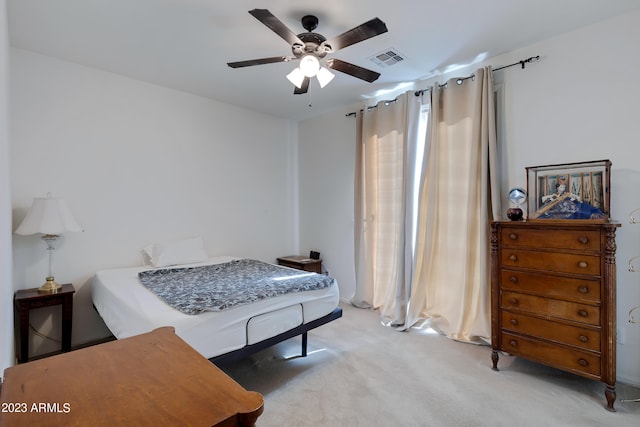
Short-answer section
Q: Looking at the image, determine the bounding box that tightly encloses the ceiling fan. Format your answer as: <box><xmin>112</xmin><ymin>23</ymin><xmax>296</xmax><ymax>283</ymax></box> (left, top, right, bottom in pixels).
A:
<box><xmin>227</xmin><ymin>9</ymin><xmax>388</xmax><ymax>94</ymax></box>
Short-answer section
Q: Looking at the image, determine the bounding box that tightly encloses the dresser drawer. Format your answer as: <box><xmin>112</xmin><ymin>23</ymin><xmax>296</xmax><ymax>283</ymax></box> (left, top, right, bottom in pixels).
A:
<box><xmin>501</xmin><ymin>228</ymin><xmax>600</xmax><ymax>251</ymax></box>
<box><xmin>500</xmin><ymin>270</ymin><xmax>600</xmax><ymax>303</ymax></box>
<box><xmin>501</xmin><ymin>249</ymin><xmax>600</xmax><ymax>276</ymax></box>
<box><xmin>501</xmin><ymin>291</ymin><xmax>600</xmax><ymax>326</ymax></box>
<box><xmin>500</xmin><ymin>311</ymin><xmax>600</xmax><ymax>352</ymax></box>
<box><xmin>501</xmin><ymin>332</ymin><xmax>601</xmax><ymax>378</ymax></box>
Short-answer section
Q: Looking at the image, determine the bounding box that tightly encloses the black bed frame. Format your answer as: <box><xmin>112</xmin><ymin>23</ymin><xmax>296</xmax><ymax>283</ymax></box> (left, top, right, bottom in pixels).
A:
<box><xmin>209</xmin><ymin>307</ymin><xmax>342</xmax><ymax>365</ymax></box>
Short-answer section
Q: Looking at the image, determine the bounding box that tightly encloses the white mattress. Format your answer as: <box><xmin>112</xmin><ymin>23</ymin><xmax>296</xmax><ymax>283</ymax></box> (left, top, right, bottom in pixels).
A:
<box><xmin>91</xmin><ymin>256</ymin><xmax>340</xmax><ymax>359</ymax></box>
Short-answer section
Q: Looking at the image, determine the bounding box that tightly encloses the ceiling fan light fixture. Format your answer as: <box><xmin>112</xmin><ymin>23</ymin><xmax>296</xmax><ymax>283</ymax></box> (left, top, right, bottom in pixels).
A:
<box><xmin>286</xmin><ymin>67</ymin><xmax>305</xmax><ymax>88</ymax></box>
<box><xmin>231</xmin><ymin>10</ymin><xmax>388</xmax><ymax>95</ymax></box>
<box><xmin>316</xmin><ymin>67</ymin><xmax>335</xmax><ymax>88</ymax></box>
<box><xmin>299</xmin><ymin>55</ymin><xmax>320</xmax><ymax>77</ymax></box>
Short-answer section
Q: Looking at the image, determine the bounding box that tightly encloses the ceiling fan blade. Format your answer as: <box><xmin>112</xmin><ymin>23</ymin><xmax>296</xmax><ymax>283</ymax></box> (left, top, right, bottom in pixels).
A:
<box><xmin>294</xmin><ymin>77</ymin><xmax>310</xmax><ymax>95</ymax></box>
<box><xmin>227</xmin><ymin>56</ymin><xmax>289</xmax><ymax>68</ymax></box>
<box><xmin>326</xmin><ymin>59</ymin><xmax>381</xmax><ymax>83</ymax></box>
<box><xmin>326</xmin><ymin>18</ymin><xmax>388</xmax><ymax>51</ymax></box>
<box><xmin>249</xmin><ymin>9</ymin><xmax>304</xmax><ymax>46</ymax></box>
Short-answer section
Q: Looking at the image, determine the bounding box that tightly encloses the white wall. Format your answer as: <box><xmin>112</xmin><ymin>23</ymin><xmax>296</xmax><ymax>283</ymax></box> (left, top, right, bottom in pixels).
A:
<box><xmin>10</xmin><ymin>49</ymin><xmax>298</xmax><ymax>356</ymax></box>
<box><xmin>298</xmin><ymin>106</ymin><xmax>357</xmax><ymax>298</ymax></box>
<box><xmin>298</xmin><ymin>10</ymin><xmax>640</xmax><ymax>385</ymax></box>
<box><xmin>0</xmin><ymin>0</ymin><xmax>13</xmax><ymax>373</ymax></box>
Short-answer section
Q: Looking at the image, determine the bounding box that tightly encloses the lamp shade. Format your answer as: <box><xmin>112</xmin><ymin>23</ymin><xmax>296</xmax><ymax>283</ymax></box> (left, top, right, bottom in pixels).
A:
<box><xmin>286</xmin><ymin>67</ymin><xmax>305</xmax><ymax>89</ymax></box>
<box><xmin>15</xmin><ymin>197</ymin><xmax>82</xmax><ymax>236</ymax></box>
<box><xmin>316</xmin><ymin>67</ymin><xmax>335</xmax><ymax>88</ymax></box>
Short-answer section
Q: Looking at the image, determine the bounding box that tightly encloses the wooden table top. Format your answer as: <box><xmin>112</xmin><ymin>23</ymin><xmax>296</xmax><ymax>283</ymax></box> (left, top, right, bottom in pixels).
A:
<box><xmin>0</xmin><ymin>327</ymin><xmax>263</xmax><ymax>427</ymax></box>
<box><xmin>14</xmin><ymin>283</ymin><xmax>75</xmax><ymax>302</ymax></box>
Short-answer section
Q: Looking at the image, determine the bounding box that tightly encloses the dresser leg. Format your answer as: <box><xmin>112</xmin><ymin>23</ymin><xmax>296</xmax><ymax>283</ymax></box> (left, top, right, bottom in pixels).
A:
<box><xmin>605</xmin><ymin>385</ymin><xmax>616</xmax><ymax>412</ymax></box>
<box><xmin>491</xmin><ymin>350</ymin><xmax>499</xmax><ymax>371</ymax></box>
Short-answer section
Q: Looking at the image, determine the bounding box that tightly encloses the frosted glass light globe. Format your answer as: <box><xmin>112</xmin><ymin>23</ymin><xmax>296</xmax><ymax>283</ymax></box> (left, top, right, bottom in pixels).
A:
<box><xmin>299</xmin><ymin>55</ymin><xmax>320</xmax><ymax>77</ymax></box>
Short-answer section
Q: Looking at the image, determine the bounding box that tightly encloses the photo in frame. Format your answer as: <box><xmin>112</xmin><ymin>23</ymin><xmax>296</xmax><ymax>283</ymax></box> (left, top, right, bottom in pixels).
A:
<box><xmin>526</xmin><ymin>160</ymin><xmax>611</xmax><ymax>220</ymax></box>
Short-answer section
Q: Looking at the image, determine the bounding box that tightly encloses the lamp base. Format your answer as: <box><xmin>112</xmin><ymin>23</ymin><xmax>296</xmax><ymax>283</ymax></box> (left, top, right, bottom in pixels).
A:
<box><xmin>38</xmin><ymin>276</ymin><xmax>62</xmax><ymax>294</ymax></box>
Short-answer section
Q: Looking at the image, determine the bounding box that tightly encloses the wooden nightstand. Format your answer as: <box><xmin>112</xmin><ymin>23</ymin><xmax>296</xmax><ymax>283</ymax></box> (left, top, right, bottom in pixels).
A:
<box><xmin>14</xmin><ymin>283</ymin><xmax>75</xmax><ymax>363</ymax></box>
<box><xmin>277</xmin><ymin>255</ymin><xmax>322</xmax><ymax>274</ymax></box>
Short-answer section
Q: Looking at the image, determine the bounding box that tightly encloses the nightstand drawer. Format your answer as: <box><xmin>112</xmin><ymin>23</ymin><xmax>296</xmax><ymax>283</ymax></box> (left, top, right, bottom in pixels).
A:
<box><xmin>501</xmin><ymin>332</ymin><xmax>601</xmax><ymax>378</ymax></box>
<box><xmin>500</xmin><ymin>270</ymin><xmax>600</xmax><ymax>302</ymax></box>
<box><xmin>501</xmin><ymin>249</ymin><xmax>600</xmax><ymax>275</ymax></box>
<box><xmin>501</xmin><ymin>228</ymin><xmax>600</xmax><ymax>251</ymax></box>
<box><xmin>500</xmin><ymin>311</ymin><xmax>600</xmax><ymax>351</ymax></box>
<box><xmin>501</xmin><ymin>291</ymin><xmax>600</xmax><ymax>325</ymax></box>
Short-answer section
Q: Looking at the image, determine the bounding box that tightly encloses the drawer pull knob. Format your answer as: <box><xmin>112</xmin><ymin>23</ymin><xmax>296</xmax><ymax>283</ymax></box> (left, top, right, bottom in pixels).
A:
<box><xmin>578</xmin><ymin>359</ymin><xmax>588</xmax><ymax>367</ymax></box>
<box><xmin>509</xmin><ymin>254</ymin><xmax>518</xmax><ymax>262</ymax></box>
<box><xmin>578</xmin><ymin>309</ymin><xmax>589</xmax><ymax>317</ymax></box>
<box><xmin>510</xmin><ymin>319</ymin><xmax>518</xmax><ymax>326</ymax></box>
<box><xmin>578</xmin><ymin>286</ymin><xmax>589</xmax><ymax>294</ymax></box>
<box><xmin>509</xmin><ymin>340</ymin><xmax>518</xmax><ymax>347</ymax></box>
<box><xmin>579</xmin><ymin>335</ymin><xmax>588</xmax><ymax>342</ymax></box>
<box><xmin>578</xmin><ymin>236</ymin><xmax>589</xmax><ymax>244</ymax></box>
<box><xmin>509</xmin><ymin>276</ymin><xmax>518</xmax><ymax>283</ymax></box>
<box><xmin>509</xmin><ymin>298</ymin><xmax>519</xmax><ymax>305</ymax></box>
<box><xmin>578</xmin><ymin>261</ymin><xmax>588</xmax><ymax>269</ymax></box>
<box><xmin>509</xmin><ymin>233</ymin><xmax>518</xmax><ymax>240</ymax></box>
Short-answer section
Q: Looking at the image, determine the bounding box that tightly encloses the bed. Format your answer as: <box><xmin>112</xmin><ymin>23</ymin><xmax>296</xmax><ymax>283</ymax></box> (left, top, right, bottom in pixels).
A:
<box><xmin>91</xmin><ymin>255</ymin><xmax>342</xmax><ymax>363</ymax></box>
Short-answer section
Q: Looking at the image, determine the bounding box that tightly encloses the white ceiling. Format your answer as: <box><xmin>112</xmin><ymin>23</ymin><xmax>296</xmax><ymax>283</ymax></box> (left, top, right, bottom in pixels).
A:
<box><xmin>7</xmin><ymin>0</ymin><xmax>640</xmax><ymax>121</ymax></box>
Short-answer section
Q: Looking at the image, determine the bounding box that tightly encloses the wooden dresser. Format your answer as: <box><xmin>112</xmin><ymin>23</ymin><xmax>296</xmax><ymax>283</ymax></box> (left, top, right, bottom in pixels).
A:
<box><xmin>490</xmin><ymin>220</ymin><xmax>620</xmax><ymax>411</ymax></box>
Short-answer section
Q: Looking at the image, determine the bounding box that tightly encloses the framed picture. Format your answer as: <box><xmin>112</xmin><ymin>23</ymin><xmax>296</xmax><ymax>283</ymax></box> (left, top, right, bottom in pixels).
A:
<box><xmin>526</xmin><ymin>160</ymin><xmax>611</xmax><ymax>220</ymax></box>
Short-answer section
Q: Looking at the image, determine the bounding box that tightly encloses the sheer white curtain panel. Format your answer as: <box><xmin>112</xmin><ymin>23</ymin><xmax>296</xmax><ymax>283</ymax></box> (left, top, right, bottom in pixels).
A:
<box><xmin>351</xmin><ymin>93</ymin><xmax>423</xmax><ymax>327</ymax></box>
<box><xmin>407</xmin><ymin>67</ymin><xmax>501</xmax><ymax>342</ymax></box>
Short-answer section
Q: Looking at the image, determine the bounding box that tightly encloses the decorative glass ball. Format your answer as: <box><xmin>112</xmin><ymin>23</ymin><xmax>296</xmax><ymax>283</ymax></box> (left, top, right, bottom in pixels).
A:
<box><xmin>507</xmin><ymin>207</ymin><xmax>523</xmax><ymax>221</ymax></box>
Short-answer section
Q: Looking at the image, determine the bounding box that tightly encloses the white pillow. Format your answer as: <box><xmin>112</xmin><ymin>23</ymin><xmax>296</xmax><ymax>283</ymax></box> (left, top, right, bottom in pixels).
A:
<box><xmin>143</xmin><ymin>236</ymin><xmax>208</xmax><ymax>267</ymax></box>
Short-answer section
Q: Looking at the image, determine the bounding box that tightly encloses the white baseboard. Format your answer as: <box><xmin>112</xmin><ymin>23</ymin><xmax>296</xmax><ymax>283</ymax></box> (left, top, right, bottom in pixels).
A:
<box><xmin>618</xmin><ymin>374</ymin><xmax>640</xmax><ymax>388</ymax></box>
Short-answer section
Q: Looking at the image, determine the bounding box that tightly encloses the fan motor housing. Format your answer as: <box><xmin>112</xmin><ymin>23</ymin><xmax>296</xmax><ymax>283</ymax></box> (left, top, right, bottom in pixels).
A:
<box><xmin>293</xmin><ymin>32</ymin><xmax>330</xmax><ymax>58</ymax></box>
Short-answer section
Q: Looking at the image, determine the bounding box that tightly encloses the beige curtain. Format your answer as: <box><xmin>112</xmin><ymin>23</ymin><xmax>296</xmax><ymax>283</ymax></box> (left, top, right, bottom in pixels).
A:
<box><xmin>352</xmin><ymin>93</ymin><xmax>421</xmax><ymax>326</ymax></box>
<box><xmin>407</xmin><ymin>67</ymin><xmax>500</xmax><ymax>342</ymax></box>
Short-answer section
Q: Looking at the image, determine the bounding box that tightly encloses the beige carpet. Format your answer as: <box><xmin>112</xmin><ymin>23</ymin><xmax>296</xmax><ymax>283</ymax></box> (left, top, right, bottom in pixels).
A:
<box><xmin>219</xmin><ymin>303</ymin><xmax>640</xmax><ymax>426</ymax></box>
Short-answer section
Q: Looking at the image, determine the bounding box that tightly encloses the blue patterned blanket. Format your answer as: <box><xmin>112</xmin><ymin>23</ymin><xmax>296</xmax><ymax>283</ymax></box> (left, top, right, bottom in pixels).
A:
<box><xmin>138</xmin><ymin>259</ymin><xmax>333</xmax><ymax>315</ymax></box>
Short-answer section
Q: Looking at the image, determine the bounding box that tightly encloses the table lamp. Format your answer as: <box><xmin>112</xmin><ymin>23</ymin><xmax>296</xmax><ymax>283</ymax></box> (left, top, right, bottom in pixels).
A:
<box><xmin>15</xmin><ymin>196</ymin><xmax>82</xmax><ymax>293</ymax></box>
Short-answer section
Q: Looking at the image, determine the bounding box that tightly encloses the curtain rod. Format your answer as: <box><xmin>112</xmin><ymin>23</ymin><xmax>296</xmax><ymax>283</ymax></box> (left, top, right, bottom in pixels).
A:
<box><xmin>492</xmin><ymin>55</ymin><xmax>540</xmax><ymax>72</ymax></box>
<box><xmin>346</xmin><ymin>55</ymin><xmax>540</xmax><ymax>116</ymax></box>
<box><xmin>345</xmin><ymin>98</ymin><xmax>399</xmax><ymax>117</ymax></box>
<box><xmin>413</xmin><ymin>55</ymin><xmax>539</xmax><ymax>96</ymax></box>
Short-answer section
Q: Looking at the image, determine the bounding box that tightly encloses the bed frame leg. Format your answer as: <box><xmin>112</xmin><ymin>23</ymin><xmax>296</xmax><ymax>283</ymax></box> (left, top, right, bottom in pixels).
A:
<box><xmin>301</xmin><ymin>332</ymin><xmax>308</xmax><ymax>357</ymax></box>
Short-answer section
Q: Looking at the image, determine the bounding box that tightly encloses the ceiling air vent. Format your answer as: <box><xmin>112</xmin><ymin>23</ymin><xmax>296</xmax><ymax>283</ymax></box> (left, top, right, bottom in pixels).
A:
<box><xmin>369</xmin><ymin>49</ymin><xmax>406</xmax><ymax>67</ymax></box>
